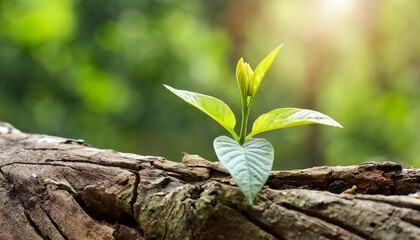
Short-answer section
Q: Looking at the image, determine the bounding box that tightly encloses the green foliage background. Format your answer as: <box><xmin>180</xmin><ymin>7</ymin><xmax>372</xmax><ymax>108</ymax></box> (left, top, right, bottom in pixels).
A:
<box><xmin>1</xmin><ymin>0</ymin><xmax>419</xmax><ymax>169</ymax></box>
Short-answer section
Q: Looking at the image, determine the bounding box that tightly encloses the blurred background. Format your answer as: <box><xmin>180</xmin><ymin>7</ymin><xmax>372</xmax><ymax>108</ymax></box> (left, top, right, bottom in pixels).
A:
<box><xmin>1</xmin><ymin>0</ymin><xmax>419</xmax><ymax>169</ymax></box>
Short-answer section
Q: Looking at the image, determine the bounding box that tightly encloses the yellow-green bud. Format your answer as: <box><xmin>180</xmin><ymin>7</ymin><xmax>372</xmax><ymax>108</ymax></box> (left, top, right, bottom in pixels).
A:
<box><xmin>236</xmin><ymin>58</ymin><xmax>255</xmax><ymax>99</ymax></box>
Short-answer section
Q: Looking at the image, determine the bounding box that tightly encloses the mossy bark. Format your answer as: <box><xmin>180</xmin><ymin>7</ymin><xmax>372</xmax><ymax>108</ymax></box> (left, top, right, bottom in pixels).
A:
<box><xmin>0</xmin><ymin>122</ymin><xmax>419</xmax><ymax>240</ymax></box>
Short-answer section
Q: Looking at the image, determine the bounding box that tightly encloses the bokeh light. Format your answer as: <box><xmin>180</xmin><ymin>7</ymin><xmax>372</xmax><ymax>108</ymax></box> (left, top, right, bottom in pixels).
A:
<box><xmin>1</xmin><ymin>0</ymin><xmax>419</xmax><ymax>169</ymax></box>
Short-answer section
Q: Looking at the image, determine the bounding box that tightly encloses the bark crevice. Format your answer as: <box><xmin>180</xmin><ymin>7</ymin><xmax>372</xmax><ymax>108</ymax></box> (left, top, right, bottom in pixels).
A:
<box><xmin>278</xmin><ymin>201</ymin><xmax>369</xmax><ymax>239</ymax></box>
<box><xmin>40</xmin><ymin>205</ymin><xmax>69</xmax><ymax>240</ymax></box>
<box><xmin>23</xmin><ymin>210</ymin><xmax>47</xmax><ymax>240</ymax></box>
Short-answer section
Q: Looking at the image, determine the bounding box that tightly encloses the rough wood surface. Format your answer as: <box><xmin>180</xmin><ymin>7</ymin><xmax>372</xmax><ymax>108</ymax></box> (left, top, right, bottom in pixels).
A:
<box><xmin>0</xmin><ymin>122</ymin><xmax>419</xmax><ymax>240</ymax></box>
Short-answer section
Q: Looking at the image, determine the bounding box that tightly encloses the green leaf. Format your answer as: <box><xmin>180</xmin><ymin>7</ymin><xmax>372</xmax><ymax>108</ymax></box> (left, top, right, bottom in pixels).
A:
<box><xmin>213</xmin><ymin>136</ymin><xmax>274</xmax><ymax>204</ymax></box>
<box><xmin>251</xmin><ymin>45</ymin><xmax>283</xmax><ymax>95</ymax></box>
<box><xmin>248</xmin><ymin>108</ymin><xmax>343</xmax><ymax>138</ymax></box>
<box><xmin>164</xmin><ymin>85</ymin><xmax>238</xmax><ymax>140</ymax></box>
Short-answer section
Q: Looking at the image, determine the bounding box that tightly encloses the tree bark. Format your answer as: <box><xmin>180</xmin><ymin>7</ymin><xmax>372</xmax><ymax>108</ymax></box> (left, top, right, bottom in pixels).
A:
<box><xmin>0</xmin><ymin>122</ymin><xmax>419</xmax><ymax>240</ymax></box>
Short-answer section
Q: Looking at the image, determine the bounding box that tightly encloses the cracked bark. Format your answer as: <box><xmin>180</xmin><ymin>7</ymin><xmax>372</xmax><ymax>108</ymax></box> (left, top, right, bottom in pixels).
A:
<box><xmin>0</xmin><ymin>122</ymin><xmax>419</xmax><ymax>240</ymax></box>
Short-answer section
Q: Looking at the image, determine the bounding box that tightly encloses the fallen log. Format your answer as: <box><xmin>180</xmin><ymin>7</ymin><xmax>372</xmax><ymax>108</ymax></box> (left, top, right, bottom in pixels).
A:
<box><xmin>0</xmin><ymin>122</ymin><xmax>419</xmax><ymax>239</ymax></box>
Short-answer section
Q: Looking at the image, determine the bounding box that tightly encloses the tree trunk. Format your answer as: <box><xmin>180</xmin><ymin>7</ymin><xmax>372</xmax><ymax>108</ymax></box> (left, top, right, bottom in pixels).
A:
<box><xmin>0</xmin><ymin>122</ymin><xmax>419</xmax><ymax>240</ymax></box>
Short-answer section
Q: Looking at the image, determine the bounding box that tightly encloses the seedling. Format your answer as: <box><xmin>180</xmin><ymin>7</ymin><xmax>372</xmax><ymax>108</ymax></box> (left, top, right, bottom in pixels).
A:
<box><xmin>164</xmin><ymin>45</ymin><xmax>342</xmax><ymax>204</ymax></box>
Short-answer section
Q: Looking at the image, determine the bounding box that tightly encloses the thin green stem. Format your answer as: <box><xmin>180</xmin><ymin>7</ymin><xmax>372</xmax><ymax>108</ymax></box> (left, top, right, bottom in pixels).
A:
<box><xmin>229</xmin><ymin>129</ymin><xmax>240</xmax><ymax>142</ymax></box>
<box><xmin>239</xmin><ymin>97</ymin><xmax>252</xmax><ymax>145</ymax></box>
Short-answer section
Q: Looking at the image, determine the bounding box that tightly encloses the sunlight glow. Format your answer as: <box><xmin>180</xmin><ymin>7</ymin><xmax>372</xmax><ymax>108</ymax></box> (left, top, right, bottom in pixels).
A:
<box><xmin>309</xmin><ymin>0</ymin><xmax>355</xmax><ymax>36</ymax></box>
<box><xmin>322</xmin><ymin>0</ymin><xmax>353</xmax><ymax>12</ymax></box>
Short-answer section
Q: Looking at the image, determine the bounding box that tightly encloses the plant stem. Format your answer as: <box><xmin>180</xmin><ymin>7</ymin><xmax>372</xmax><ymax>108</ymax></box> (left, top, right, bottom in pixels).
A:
<box><xmin>239</xmin><ymin>97</ymin><xmax>251</xmax><ymax>145</ymax></box>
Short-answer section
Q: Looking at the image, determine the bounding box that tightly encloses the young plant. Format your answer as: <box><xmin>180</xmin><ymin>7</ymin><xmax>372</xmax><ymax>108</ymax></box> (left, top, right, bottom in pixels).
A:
<box><xmin>164</xmin><ymin>45</ymin><xmax>342</xmax><ymax>204</ymax></box>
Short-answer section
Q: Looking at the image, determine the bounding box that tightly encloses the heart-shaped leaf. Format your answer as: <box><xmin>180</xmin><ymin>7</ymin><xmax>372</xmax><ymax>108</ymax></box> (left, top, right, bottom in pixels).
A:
<box><xmin>248</xmin><ymin>108</ymin><xmax>343</xmax><ymax>139</ymax></box>
<box><xmin>213</xmin><ymin>136</ymin><xmax>274</xmax><ymax>204</ymax></box>
<box><xmin>164</xmin><ymin>85</ymin><xmax>238</xmax><ymax>140</ymax></box>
